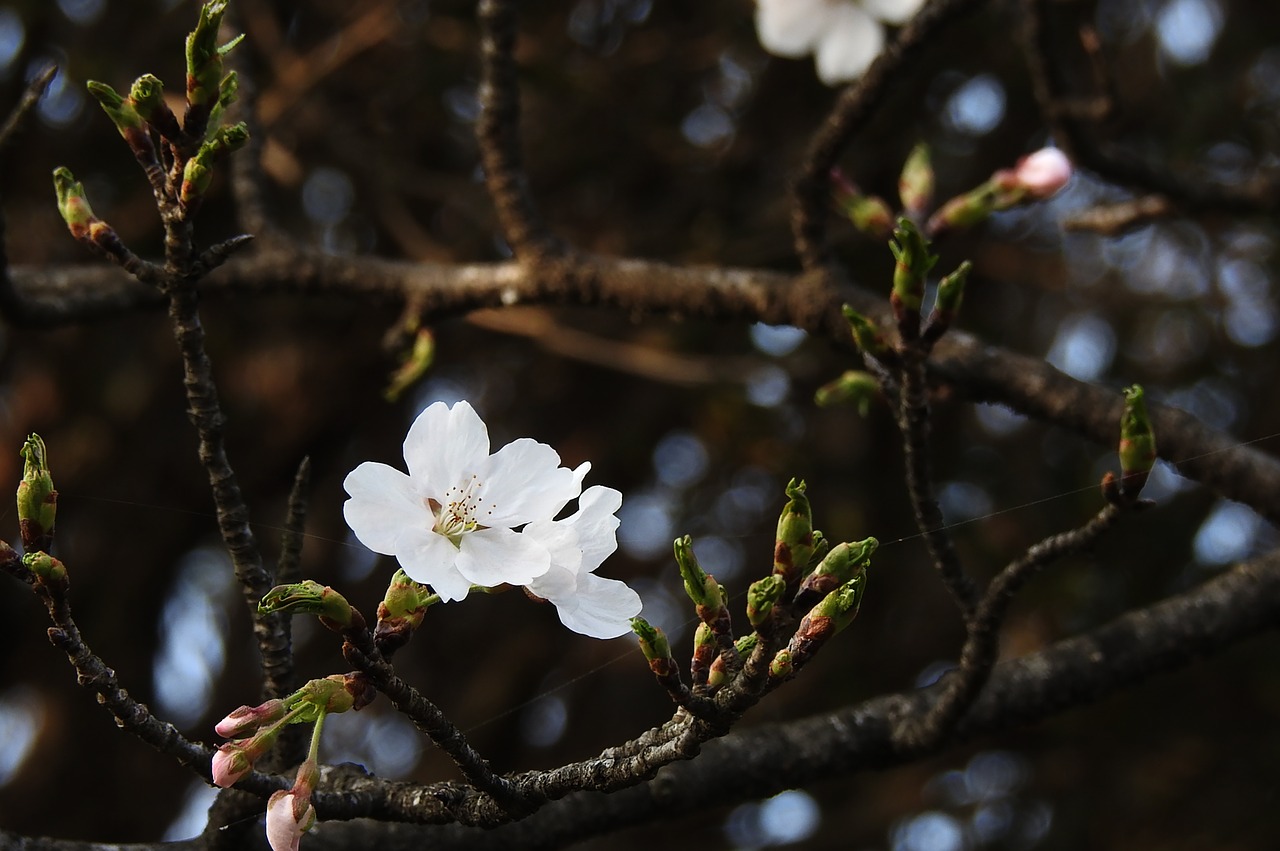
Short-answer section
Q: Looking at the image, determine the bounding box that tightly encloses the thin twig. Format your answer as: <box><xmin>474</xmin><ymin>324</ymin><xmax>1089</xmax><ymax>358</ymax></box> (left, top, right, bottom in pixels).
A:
<box><xmin>898</xmin><ymin>347</ymin><xmax>977</xmax><ymax>615</ymax></box>
<box><xmin>222</xmin><ymin>4</ymin><xmax>281</xmax><ymax>239</ymax></box>
<box><xmin>0</xmin><ymin>64</ymin><xmax>56</xmax><ymax>149</ymax></box>
<box><xmin>0</xmin><ymin>65</ymin><xmax>60</xmax><ymax>324</ymax></box>
<box><xmin>899</xmin><ymin>501</ymin><xmax>1123</xmax><ymax>750</ymax></box>
<box><xmin>340</xmin><ymin>622</ymin><xmax>538</xmax><ymax>817</ymax></box>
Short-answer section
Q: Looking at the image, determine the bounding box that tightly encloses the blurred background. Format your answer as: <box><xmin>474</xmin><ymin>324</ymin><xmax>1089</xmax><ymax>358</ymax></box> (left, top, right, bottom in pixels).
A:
<box><xmin>0</xmin><ymin>0</ymin><xmax>1278</xmax><ymax>847</ymax></box>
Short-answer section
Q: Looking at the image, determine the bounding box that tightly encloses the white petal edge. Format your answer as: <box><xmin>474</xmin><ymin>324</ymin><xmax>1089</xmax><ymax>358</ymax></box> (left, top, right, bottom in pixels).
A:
<box><xmin>403</xmin><ymin>401</ymin><xmax>491</xmax><ymax>491</ymax></box>
<box><xmin>567</xmin><ymin>486</ymin><xmax>622</xmax><ymax>572</ymax></box>
<box><xmin>395</xmin><ymin>529</ymin><xmax>471</xmax><ymax>602</ymax></box>
<box><xmin>456</xmin><ymin>527</ymin><xmax>552</xmax><ymax>588</ymax></box>
<box><xmin>550</xmin><ymin>574</ymin><xmax>643</xmax><ymax>639</ymax></box>
<box><xmin>342</xmin><ymin>462</ymin><xmax>425</xmax><ymax>555</ymax></box>
<box><xmin>480</xmin><ymin>438</ymin><xmax>580</xmax><ymax>525</ymax></box>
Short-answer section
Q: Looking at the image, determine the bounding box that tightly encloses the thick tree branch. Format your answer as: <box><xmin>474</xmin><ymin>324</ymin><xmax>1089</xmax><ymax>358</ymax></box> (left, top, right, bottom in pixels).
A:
<box><xmin>10</xmin><ymin>253</ymin><xmax>1279</xmax><ymax>525</ymax></box>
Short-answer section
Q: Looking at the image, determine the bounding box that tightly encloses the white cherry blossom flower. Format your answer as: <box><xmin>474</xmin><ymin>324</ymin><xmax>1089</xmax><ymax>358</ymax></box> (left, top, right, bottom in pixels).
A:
<box><xmin>523</xmin><ymin>486</ymin><xmax>642</xmax><ymax>639</ymax></box>
<box><xmin>343</xmin><ymin>401</ymin><xmax>640</xmax><ymax>637</ymax></box>
<box><xmin>755</xmin><ymin>0</ymin><xmax>926</xmax><ymax>85</ymax></box>
<box><xmin>343</xmin><ymin>400</ymin><xmax>585</xmax><ymax>603</ymax></box>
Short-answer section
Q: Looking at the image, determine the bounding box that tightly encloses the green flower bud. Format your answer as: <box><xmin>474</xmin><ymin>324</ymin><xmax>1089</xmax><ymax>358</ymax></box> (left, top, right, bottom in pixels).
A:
<box><xmin>180</xmin><ymin>157</ymin><xmax>212</xmax><ymax>207</ymax></box>
<box><xmin>788</xmin><ymin>573</ymin><xmax>868</xmax><ymax>665</ymax></box>
<box><xmin>129</xmin><ymin>74</ymin><xmax>184</xmax><ymax>143</ymax></box>
<box><xmin>53</xmin><ymin>168</ymin><xmax>98</xmax><ymax>240</ymax></box>
<box><xmin>690</xmin><ymin>621</ymin><xmax>717</xmax><ymax>686</ymax></box>
<box><xmin>1119</xmin><ymin>384</ymin><xmax>1157</xmax><ymax>494</ymax></box>
<box><xmin>385</xmin><ymin>328</ymin><xmax>436</xmax><ymax>403</ymax></box>
<box><xmin>259</xmin><ymin>581</ymin><xmax>354</xmax><ymax>628</ymax></box>
<box><xmin>734</xmin><ymin>633</ymin><xmax>759</xmax><ymax>656</ymax></box>
<box><xmin>747</xmin><ymin>574</ymin><xmax>787</xmax><ymax>628</ymax></box>
<box><xmin>218</xmin><ymin>71</ymin><xmax>239</xmax><ymax>109</ymax></box>
<box><xmin>186</xmin><ymin>1</ymin><xmax>241</xmax><ymax>107</ymax></box>
<box><xmin>841</xmin><ymin>305</ymin><xmax>892</xmax><ymax>359</ymax></box>
<box><xmin>374</xmin><ymin>569</ymin><xmax>437</xmax><ymax>655</ymax></box>
<box><xmin>795</xmin><ymin>539</ymin><xmax>875</xmax><ymax>609</ymax></box>
<box><xmin>674</xmin><ymin>535</ymin><xmax>723</xmax><ymax>612</ymax></box>
<box><xmin>806</xmin><ymin>530</ymin><xmax>829</xmax><ymax>571</ymax></box>
<box><xmin>888</xmin><ymin>218</ymin><xmax>937</xmax><ymax>339</ymax></box>
<box><xmin>812</xmin><ymin>573</ymin><xmax>867</xmax><ymax>634</ymax></box>
<box><xmin>772</xmin><ymin>478</ymin><xmax>814</xmax><ymax>584</ymax></box>
<box><xmin>898</xmin><ymin>143</ymin><xmax>934</xmax><ymax>217</ymax></box>
<box><xmin>86</xmin><ymin>80</ymin><xmax>146</xmax><ymax>134</ymax></box>
<box><xmin>814</xmin><ymin>370</ymin><xmax>880</xmax><ymax>415</ymax></box>
<box><xmin>205</xmin><ymin>71</ymin><xmax>240</xmax><ymax>131</ymax></box>
<box><xmin>769</xmin><ymin>649</ymin><xmax>794</xmax><ymax>680</ymax></box>
<box><xmin>831</xmin><ymin>167</ymin><xmax>893</xmax><ymax>241</ymax></box>
<box><xmin>922</xmin><ymin>260</ymin><xmax>972</xmax><ymax>345</ymax></box>
<box><xmin>925</xmin><ymin>183</ymin><xmax>999</xmax><ymax>236</ymax></box>
<box><xmin>297</xmin><ymin>674</ymin><xmax>357</xmax><ymax>718</ymax></box>
<box><xmin>17</xmin><ymin>434</ymin><xmax>57</xmax><ymax>553</ymax></box>
<box><xmin>631</xmin><ymin>616</ymin><xmax>676</xmax><ymax>677</ymax></box>
<box><xmin>22</xmin><ymin>551</ymin><xmax>67</xmax><ymax>589</ymax></box>
<box><xmin>935</xmin><ymin>261</ymin><xmax>971</xmax><ymax>317</ymax></box>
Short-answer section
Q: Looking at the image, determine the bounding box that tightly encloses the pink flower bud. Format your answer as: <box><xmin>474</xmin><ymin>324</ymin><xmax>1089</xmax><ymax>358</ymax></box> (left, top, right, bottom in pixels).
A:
<box><xmin>266</xmin><ymin>790</ymin><xmax>316</xmax><ymax>851</ymax></box>
<box><xmin>1011</xmin><ymin>147</ymin><xmax>1072</xmax><ymax>199</ymax></box>
<box><xmin>211</xmin><ymin>743</ymin><xmax>252</xmax><ymax>788</ymax></box>
<box><xmin>214</xmin><ymin>698</ymin><xmax>287</xmax><ymax>739</ymax></box>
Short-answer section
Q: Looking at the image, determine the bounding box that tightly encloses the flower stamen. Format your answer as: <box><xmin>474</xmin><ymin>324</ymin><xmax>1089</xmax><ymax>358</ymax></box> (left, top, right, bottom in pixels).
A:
<box><xmin>431</xmin><ymin>474</ymin><xmax>493</xmax><ymax>545</ymax></box>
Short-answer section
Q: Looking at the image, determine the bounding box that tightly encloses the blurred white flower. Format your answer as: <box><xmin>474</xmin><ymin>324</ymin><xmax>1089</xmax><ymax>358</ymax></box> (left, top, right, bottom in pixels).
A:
<box><xmin>755</xmin><ymin>0</ymin><xmax>926</xmax><ymax>85</ymax></box>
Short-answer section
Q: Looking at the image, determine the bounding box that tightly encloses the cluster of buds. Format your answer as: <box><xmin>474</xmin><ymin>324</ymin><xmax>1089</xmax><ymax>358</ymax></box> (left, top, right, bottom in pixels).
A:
<box><xmin>632</xmin><ymin>480</ymin><xmax>878</xmax><ymax>704</ymax></box>
<box><xmin>212</xmin><ymin>674</ymin><xmax>368</xmax><ymax>849</ymax></box>
<box><xmin>827</xmin><ymin>145</ymin><xmax>1071</xmax><ymax>363</ymax></box>
<box><xmin>55</xmin><ymin>1</ymin><xmax>248</xmax><ymax>253</ymax></box>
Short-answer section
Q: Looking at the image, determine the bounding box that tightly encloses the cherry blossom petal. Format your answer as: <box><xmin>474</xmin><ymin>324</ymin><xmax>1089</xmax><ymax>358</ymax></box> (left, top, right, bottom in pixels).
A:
<box><xmin>859</xmin><ymin>0</ymin><xmax>926</xmax><ymax>25</ymax></box>
<box><xmin>569</xmin><ymin>486</ymin><xmax>622</xmax><ymax>572</ymax></box>
<box><xmin>403</xmin><ymin>400</ymin><xmax>490</xmax><ymax>489</ymax></box>
<box><xmin>549</xmin><ymin>573</ymin><xmax>642</xmax><ymax>639</ymax></box>
<box><xmin>456</xmin><ymin>526</ymin><xmax>551</xmax><ymax>588</ymax></box>
<box><xmin>755</xmin><ymin>0</ymin><xmax>832</xmax><ymax>57</ymax></box>
<box><xmin>265</xmin><ymin>790</ymin><xmax>314</xmax><ymax>851</ymax></box>
<box><xmin>394</xmin><ymin>528</ymin><xmax>470</xmax><ymax>601</ymax></box>
<box><xmin>479</xmin><ymin>438</ymin><xmax>580</xmax><ymax>525</ymax></box>
<box><xmin>524</xmin><ymin>517</ymin><xmax>584</xmax><ymax>577</ymax></box>
<box><xmin>342</xmin><ymin>462</ymin><xmax>424</xmax><ymax>555</ymax></box>
<box><xmin>814</xmin><ymin>3</ymin><xmax>884</xmax><ymax>85</ymax></box>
